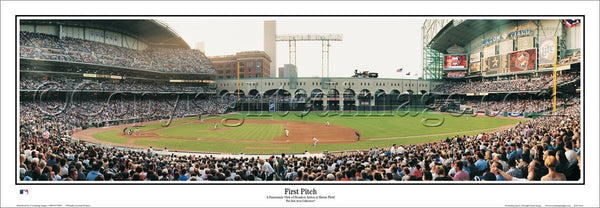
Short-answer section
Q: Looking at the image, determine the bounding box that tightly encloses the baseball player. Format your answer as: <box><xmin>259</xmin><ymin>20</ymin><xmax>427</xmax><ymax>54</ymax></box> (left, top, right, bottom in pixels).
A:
<box><xmin>284</xmin><ymin>128</ymin><xmax>289</xmax><ymax>137</ymax></box>
<box><xmin>213</xmin><ymin>122</ymin><xmax>217</xmax><ymax>129</ymax></box>
<box><xmin>313</xmin><ymin>137</ymin><xmax>319</xmax><ymax>147</ymax></box>
<box><xmin>326</xmin><ymin>121</ymin><xmax>330</xmax><ymax>126</ymax></box>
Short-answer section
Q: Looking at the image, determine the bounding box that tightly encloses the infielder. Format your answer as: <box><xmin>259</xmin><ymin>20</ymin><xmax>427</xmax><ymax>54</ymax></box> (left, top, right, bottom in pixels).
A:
<box><xmin>284</xmin><ymin>128</ymin><xmax>289</xmax><ymax>137</ymax></box>
<box><xmin>313</xmin><ymin>137</ymin><xmax>319</xmax><ymax>147</ymax></box>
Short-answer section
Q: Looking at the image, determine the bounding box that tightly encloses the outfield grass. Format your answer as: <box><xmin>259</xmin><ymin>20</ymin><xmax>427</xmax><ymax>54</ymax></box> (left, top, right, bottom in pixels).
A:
<box><xmin>135</xmin><ymin>117</ymin><xmax>196</xmax><ymax>131</ymax></box>
<box><xmin>93</xmin><ymin>130</ymin><xmax>129</xmax><ymax>144</ymax></box>
<box><xmin>217</xmin><ymin>111</ymin><xmax>524</xmax><ymax>139</ymax></box>
<box><xmin>154</xmin><ymin>123</ymin><xmax>283</xmax><ymax>140</ymax></box>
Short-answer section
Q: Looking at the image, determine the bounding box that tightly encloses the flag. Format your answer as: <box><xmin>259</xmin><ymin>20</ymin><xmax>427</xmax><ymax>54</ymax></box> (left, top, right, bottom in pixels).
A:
<box><xmin>564</xmin><ymin>19</ymin><xmax>581</xmax><ymax>28</ymax></box>
<box><xmin>396</xmin><ymin>68</ymin><xmax>403</xmax><ymax>72</ymax></box>
<box><xmin>406</xmin><ymin>72</ymin><xmax>410</xmax><ymax>75</ymax></box>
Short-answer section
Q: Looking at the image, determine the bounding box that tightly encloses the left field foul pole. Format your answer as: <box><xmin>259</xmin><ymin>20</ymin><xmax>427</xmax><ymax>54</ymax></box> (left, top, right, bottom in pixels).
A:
<box><xmin>552</xmin><ymin>37</ymin><xmax>557</xmax><ymax>113</ymax></box>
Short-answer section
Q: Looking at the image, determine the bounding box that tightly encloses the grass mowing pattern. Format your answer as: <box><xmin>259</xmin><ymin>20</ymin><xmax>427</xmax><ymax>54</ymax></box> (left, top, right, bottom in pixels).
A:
<box><xmin>154</xmin><ymin>123</ymin><xmax>283</xmax><ymax>141</ymax></box>
<box><xmin>135</xmin><ymin>117</ymin><xmax>195</xmax><ymax>131</ymax></box>
<box><xmin>126</xmin><ymin>111</ymin><xmax>527</xmax><ymax>154</ymax></box>
<box><xmin>93</xmin><ymin>130</ymin><xmax>129</xmax><ymax>144</ymax></box>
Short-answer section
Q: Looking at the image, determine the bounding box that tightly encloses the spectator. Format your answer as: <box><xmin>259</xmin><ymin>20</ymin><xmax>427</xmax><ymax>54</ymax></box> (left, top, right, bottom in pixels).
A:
<box><xmin>453</xmin><ymin>160</ymin><xmax>469</xmax><ymax>181</ymax></box>
<box><xmin>541</xmin><ymin>156</ymin><xmax>566</xmax><ymax>181</ymax></box>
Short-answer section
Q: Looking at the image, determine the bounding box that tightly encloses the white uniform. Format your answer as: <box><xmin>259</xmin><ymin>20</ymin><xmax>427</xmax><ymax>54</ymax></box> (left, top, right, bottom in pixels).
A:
<box><xmin>313</xmin><ymin>137</ymin><xmax>319</xmax><ymax>147</ymax></box>
<box><xmin>326</xmin><ymin>121</ymin><xmax>330</xmax><ymax>126</ymax></box>
<box><xmin>285</xmin><ymin>129</ymin><xmax>289</xmax><ymax>137</ymax></box>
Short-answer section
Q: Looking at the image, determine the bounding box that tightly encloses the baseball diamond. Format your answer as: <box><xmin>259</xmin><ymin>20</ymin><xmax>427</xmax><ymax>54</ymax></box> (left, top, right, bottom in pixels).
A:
<box><xmin>71</xmin><ymin>112</ymin><xmax>525</xmax><ymax>154</ymax></box>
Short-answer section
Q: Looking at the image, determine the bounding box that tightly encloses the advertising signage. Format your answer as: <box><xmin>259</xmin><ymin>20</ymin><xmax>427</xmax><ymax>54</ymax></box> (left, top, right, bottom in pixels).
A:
<box><xmin>509</xmin><ymin>49</ymin><xmax>537</xmax><ymax>72</ymax></box>
<box><xmin>447</xmin><ymin>70</ymin><xmax>466</xmax><ymax>78</ymax></box>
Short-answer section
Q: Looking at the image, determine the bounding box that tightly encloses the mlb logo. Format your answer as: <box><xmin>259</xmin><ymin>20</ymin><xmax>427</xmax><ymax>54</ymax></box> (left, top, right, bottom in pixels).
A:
<box><xmin>269</xmin><ymin>101</ymin><xmax>275</xmax><ymax>111</ymax></box>
<box><xmin>20</xmin><ymin>189</ymin><xmax>29</xmax><ymax>195</ymax></box>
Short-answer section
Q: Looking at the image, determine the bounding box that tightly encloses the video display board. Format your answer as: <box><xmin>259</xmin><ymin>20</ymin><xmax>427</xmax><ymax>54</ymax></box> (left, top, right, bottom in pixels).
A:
<box><xmin>444</xmin><ymin>54</ymin><xmax>468</xmax><ymax>70</ymax></box>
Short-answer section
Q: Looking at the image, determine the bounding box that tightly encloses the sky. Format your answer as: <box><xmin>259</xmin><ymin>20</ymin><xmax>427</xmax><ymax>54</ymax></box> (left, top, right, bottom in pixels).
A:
<box><xmin>162</xmin><ymin>17</ymin><xmax>425</xmax><ymax>79</ymax></box>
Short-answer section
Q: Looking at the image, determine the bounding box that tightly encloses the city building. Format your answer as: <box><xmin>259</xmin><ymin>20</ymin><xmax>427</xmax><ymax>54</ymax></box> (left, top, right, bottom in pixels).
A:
<box><xmin>278</xmin><ymin>64</ymin><xmax>297</xmax><ymax>78</ymax></box>
<box><xmin>209</xmin><ymin>51</ymin><xmax>272</xmax><ymax>79</ymax></box>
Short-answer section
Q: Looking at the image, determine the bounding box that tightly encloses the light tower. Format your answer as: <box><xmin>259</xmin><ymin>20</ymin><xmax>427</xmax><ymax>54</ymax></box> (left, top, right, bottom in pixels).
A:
<box><xmin>276</xmin><ymin>34</ymin><xmax>343</xmax><ymax>88</ymax></box>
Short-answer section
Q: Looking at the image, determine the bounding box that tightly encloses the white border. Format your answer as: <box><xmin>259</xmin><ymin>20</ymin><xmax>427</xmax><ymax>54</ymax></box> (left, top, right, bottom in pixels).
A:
<box><xmin>2</xmin><ymin>1</ymin><xmax>599</xmax><ymax>207</ymax></box>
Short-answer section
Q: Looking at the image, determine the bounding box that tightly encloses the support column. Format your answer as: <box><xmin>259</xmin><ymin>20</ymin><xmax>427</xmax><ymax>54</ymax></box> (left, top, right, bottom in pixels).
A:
<box><xmin>322</xmin><ymin>40</ymin><xmax>330</xmax><ymax>79</ymax></box>
<box><xmin>340</xmin><ymin>94</ymin><xmax>345</xmax><ymax>111</ymax></box>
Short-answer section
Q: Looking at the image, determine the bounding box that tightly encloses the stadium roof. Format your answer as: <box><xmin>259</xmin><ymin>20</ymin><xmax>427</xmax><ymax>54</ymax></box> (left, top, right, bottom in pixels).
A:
<box><xmin>20</xmin><ymin>19</ymin><xmax>190</xmax><ymax>48</ymax></box>
<box><xmin>427</xmin><ymin>20</ymin><xmax>514</xmax><ymax>53</ymax></box>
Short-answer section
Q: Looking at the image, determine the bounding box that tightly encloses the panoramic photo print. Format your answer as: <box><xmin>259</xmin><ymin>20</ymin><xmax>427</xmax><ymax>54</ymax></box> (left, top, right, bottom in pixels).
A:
<box><xmin>17</xmin><ymin>17</ymin><xmax>582</xmax><ymax>183</ymax></box>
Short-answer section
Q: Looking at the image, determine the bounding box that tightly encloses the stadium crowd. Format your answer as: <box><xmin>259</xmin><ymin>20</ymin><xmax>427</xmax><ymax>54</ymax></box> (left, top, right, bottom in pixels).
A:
<box><xmin>20</xmin><ymin>79</ymin><xmax>213</xmax><ymax>93</ymax></box>
<box><xmin>19</xmin><ymin>95</ymin><xmax>580</xmax><ymax>182</ymax></box>
<box><xmin>19</xmin><ymin>31</ymin><xmax>215</xmax><ymax>74</ymax></box>
<box><xmin>20</xmin><ymin>96</ymin><xmax>235</xmax><ymax>135</ymax></box>
<box><xmin>461</xmin><ymin>96</ymin><xmax>577</xmax><ymax>114</ymax></box>
<box><xmin>433</xmin><ymin>74</ymin><xmax>579</xmax><ymax>94</ymax></box>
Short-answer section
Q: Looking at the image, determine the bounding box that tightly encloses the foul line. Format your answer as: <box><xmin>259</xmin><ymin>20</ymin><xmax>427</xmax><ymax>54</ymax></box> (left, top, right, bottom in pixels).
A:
<box><xmin>364</xmin><ymin>124</ymin><xmax>517</xmax><ymax>141</ymax></box>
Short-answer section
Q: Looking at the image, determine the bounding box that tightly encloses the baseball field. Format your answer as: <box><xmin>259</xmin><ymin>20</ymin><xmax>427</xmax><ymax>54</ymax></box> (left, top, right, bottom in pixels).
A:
<box><xmin>72</xmin><ymin>111</ymin><xmax>527</xmax><ymax>154</ymax></box>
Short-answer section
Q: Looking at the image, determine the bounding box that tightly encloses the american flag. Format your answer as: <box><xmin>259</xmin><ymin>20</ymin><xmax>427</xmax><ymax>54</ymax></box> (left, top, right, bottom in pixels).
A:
<box><xmin>396</xmin><ymin>68</ymin><xmax>403</xmax><ymax>72</ymax></box>
<box><xmin>564</xmin><ymin>19</ymin><xmax>581</xmax><ymax>28</ymax></box>
<box><xmin>406</xmin><ymin>72</ymin><xmax>411</xmax><ymax>75</ymax></box>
